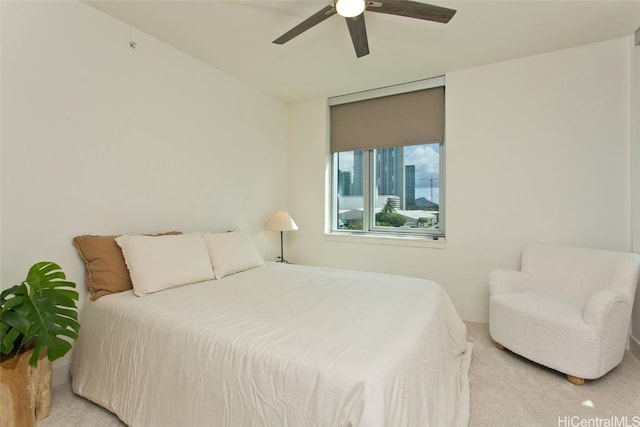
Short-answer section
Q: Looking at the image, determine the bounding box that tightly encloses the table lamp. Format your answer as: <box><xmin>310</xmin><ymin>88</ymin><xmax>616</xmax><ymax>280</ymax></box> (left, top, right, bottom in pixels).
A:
<box><xmin>266</xmin><ymin>211</ymin><xmax>298</xmax><ymax>263</ymax></box>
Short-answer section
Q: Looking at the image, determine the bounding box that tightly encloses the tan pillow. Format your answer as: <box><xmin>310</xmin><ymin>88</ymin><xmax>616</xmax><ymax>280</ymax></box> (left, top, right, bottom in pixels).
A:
<box><xmin>73</xmin><ymin>232</ymin><xmax>181</xmax><ymax>300</ymax></box>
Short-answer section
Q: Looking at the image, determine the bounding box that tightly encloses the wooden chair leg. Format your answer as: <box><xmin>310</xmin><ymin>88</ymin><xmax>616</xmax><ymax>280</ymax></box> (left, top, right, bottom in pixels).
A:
<box><xmin>495</xmin><ymin>342</ymin><xmax>505</xmax><ymax>350</ymax></box>
<box><xmin>567</xmin><ymin>375</ymin><xmax>585</xmax><ymax>386</ymax></box>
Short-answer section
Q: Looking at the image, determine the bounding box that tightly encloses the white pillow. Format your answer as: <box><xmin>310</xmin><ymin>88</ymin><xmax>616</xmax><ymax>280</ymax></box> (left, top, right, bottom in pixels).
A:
<box><xmin>115</xmin><ymin>233</ymin><xmax>215</xmax><ymax>296</ymax></box>
<box><xmin>202</xmin><ymin>231</ymin><xmax>264</xmax><ymax>279</ymax></box>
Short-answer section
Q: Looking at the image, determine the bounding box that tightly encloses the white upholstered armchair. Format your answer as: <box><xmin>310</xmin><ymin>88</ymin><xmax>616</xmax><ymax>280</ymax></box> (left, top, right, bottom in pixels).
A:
<box><xmin>489</xmin><ymin>245</ymin><xmax>640</xmax><ymax>385</ymax></box>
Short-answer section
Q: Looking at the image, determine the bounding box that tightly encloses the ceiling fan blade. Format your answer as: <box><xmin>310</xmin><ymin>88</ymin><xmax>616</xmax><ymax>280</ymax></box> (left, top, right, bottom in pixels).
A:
<box><xmin>273</xmin><ymin>5</ymin><xmax>337</xmax><ymax>44</ymax></box>
<box><xmin>345</xmin><ymin>14</ymin><xmax>369</xmax><ymax>58</ymax></box>
<box><xmin>366</xmin><ymin>0</ymin><xmax>456</xmax><ymax>23</ymax></box>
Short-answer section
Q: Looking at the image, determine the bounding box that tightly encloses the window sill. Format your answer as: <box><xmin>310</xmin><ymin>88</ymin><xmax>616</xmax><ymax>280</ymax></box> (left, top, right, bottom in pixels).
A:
<box><xmin>324</xmin><ymin>231</ymin><xmax>446</xmax><ymax>249</ymax></box>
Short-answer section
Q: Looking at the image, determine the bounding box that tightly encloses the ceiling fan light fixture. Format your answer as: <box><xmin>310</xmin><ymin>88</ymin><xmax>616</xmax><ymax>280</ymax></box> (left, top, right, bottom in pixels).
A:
<box><xmin>336</xmin><ymin>0</ymin><xmax>365</xmax><ymax>18</ymax></box>
<box><xmin>273</xmin><ymin>0</ymin><xmax>456</xmax><ymax>58</ymax></box>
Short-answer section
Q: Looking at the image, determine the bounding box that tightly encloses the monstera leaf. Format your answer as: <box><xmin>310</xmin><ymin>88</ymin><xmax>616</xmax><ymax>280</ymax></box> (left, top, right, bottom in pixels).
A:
<box><xmin>0</xmin><ymin>261</ymin><xmax>80</xmax><ymax>366</ymax></box>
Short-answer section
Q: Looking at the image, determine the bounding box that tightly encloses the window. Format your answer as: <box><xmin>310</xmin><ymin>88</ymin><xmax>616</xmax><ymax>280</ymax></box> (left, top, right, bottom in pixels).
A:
<box><xmin>334</xmin><ymin>143</ymin><xmax>442</xmax><ymax>236</ymax></box>
<box><xmin>329</xmin><ymin>78</ymin><xmax>445</xmax><ymax>238</ymax></box>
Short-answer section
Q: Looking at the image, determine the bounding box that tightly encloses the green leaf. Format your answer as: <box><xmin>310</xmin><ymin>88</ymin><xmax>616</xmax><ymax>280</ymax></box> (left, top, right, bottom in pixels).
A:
<box><xmin>1</xmin><ymin>327</ymin><xmax>24</xmax><ymax>354</ymax></box>
<box><xmin>1</xmin><ymin>310</ymin><xmax>31</xmax><ymax>334</ymax></box>
<box><xmin>1</xmin><ymin>285</ymin><xmax>22</xmax><ymax>301</ymax></box>
<box><xmin>1</xmin><ymin>261</ymin><xmax>80</xmax><ymax>366</ymax></box>
<box><xmin>1</xmin><ymin>294</ymin><xmax>28</xmax><ymax>311</ymax></box>
<box><xmin>48</xmin><ymin>307</ymin><xmax>78</xmax><ymax>321</ymax></box>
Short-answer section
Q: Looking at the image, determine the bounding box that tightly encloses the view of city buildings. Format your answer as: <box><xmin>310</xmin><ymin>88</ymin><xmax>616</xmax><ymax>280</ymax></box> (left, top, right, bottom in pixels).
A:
<box><xmin>336</xmin><ymin>145</ymin><xmax>440</xmax><ymax>230</ymax></box>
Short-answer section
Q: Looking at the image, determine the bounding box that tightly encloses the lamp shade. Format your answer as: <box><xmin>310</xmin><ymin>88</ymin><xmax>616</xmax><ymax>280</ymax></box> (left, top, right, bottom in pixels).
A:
<box><xmin>266</xmin><ymin>211</ymin><xmax>299</xmax><ymax>232</ymax></box>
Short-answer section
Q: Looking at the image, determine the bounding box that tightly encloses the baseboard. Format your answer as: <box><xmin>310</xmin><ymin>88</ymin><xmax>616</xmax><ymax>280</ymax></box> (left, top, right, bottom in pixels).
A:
<box><xmin>630</xmin><ymin>335</ymin><xmax>640</xmax><ymax>361</ymax></box>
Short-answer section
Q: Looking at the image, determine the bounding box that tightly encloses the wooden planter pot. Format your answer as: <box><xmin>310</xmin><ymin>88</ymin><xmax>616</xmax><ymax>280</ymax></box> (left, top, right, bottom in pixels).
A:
<box><xmin>0</xmin><ymin>348</ymin><xmax>52</xmax><ymax>427</ymax></box>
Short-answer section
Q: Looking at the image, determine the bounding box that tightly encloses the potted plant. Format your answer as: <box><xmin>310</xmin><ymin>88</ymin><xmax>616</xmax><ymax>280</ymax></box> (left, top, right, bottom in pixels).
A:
<box><xmin>0</xmin><ymin>261</ymin><xmax>80</xmax><ymax>426</ymax></box>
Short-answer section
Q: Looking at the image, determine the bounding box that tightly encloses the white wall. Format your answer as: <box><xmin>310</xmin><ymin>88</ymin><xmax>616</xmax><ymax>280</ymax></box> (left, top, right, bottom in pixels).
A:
<box><xmin>1</xmin><ymin>1</ymin><xmax>288</xmax><ymax>382</ymax></box>
<box><xmin>631</xmin><ymin>32</ymin><xmax>640</xmax><ymax>357</ymax></box>
<box><xmin>287</xmin><ymin>37</ymin><xmax>633</xmax><ymax>323</ymax></box>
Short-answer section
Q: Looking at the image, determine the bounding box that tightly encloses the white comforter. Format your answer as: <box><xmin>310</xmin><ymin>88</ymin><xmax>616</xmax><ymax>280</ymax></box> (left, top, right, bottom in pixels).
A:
<box><xmin>71</xmin><ymin>263</ymin><xmax>471</xmax><ymax>427</ymax></box>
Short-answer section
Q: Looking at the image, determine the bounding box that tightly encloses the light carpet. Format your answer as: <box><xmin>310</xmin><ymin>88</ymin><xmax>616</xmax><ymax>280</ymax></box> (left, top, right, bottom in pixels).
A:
<box><xmin>38</xmin><ymin>322</ymin><xmax>640</xmax><ymax>426</ymax></box>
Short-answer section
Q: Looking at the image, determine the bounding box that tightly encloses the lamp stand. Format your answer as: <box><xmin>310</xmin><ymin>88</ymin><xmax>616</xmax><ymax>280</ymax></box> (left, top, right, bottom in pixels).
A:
<box><xmin>278</xmin><ymin>231</ymin><xmax>289</xmax><ymax>263</ymax></box>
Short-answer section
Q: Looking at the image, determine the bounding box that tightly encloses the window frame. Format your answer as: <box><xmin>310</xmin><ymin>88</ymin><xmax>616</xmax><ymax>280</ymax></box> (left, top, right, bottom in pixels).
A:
<box><xmin>328</xmin><ymin>76</ymin><xmax>446</xmax><ymax>240</ymax></box>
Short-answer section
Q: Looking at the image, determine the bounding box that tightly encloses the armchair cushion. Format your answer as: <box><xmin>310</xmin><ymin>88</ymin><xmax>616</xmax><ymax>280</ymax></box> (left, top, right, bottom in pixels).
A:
<box><xmin>490</xmin><ymin>291</ymin><xmax>601</xmax><ymax>378</ymax></box>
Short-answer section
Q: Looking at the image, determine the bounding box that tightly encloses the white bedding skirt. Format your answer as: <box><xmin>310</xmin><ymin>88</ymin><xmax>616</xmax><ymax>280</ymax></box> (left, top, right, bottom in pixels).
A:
<box><xmin>71</xmin><ymin>262</ymin><xmax>472</xmax><ymax>426</ymax></box>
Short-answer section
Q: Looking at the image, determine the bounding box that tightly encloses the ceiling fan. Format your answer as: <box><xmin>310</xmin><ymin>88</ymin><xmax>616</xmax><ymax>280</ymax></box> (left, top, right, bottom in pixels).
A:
<box><xmin>273</xmin><ymin>0</ymin><xmax>457</xmax><ymax>58</ymax></box>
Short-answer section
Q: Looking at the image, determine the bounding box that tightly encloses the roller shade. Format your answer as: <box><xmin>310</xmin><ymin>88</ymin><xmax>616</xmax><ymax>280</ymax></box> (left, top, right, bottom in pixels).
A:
<box><xmin>330</xmin><ymin>86</ymin><xmax>444</xmax><ymax>153</ymax></box>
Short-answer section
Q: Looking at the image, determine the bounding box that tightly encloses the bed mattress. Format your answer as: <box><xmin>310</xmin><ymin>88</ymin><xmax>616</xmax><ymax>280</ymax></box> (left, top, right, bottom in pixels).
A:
<box><xmin>71</xmin><ymin>262</ymin><xmax>471</xmax><ymax>426</ymax></box>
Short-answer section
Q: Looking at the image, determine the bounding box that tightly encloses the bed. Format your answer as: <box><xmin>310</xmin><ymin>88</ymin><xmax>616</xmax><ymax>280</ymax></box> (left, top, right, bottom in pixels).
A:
<box><xmin>70</xmin><ymin>233</ymin><xmax>472</xmax><ymax>427</ymax></box>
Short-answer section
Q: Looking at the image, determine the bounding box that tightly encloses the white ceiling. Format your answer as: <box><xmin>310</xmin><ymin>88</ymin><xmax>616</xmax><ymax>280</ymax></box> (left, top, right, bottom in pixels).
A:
<box><xmin>86</xmin><ymin>0</ymin><xmax>640</xmax><ymax>103</ymax></box>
